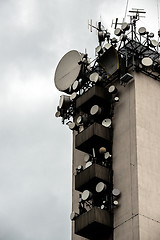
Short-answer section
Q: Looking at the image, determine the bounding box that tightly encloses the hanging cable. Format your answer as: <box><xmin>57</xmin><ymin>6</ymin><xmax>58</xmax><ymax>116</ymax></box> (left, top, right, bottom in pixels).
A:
<box><xmin>124</xmin><ymin>0</ymin><xmax>129</xmax><ymax>22</ymax></box>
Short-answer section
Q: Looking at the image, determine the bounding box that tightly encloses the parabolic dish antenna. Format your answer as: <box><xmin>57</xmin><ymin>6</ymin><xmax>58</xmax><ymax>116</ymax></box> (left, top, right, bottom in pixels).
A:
<box><xmin>96</xmin><ymin>182</ymin><xmax>106</xmax><ymax>193</ymax></box>
<box><xmin>54</xmin><ymin>50</ymin><xmax>82</xmax><ymax>93</ymax></box>
<box><xmin>138</xmin><ymin>27</ymin><xmax>146</xmax><ymax>35</ymax></box>
<box><xmin>151</xmin><ymin>40</ymin><xmax>159</xmax><ymax>48</ymax></box>
<box><xmin>141</xmin><ymin>57</ymin><xmax>153</xmax><ymax>67</ymax></box>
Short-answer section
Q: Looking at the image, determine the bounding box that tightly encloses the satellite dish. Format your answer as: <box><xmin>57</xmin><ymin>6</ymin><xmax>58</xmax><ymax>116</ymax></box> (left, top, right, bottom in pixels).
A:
<box><xmin>96</xmin><ymin>182</ymin><xmax>107</xmax><ymax>193</ymax></box>
<box><xmin>112</xmin><ymin>188</ymin><xmax>121</xmax><ymax>198</ymax></box>
<box><xmin>90</xmin><ymin>105</ymin><xmax>102</xmax><ymax>115</ymax></box>
<box><xmin>111</xmin><ymin>37</ymin><xmax>118</xmax><ymax>44</ymax></box>
<box><xmin>79</xmin><ymin>125</ymin><xmax>84</xmax><ymax>132</ymax></box>
<box><xmin>77</xmin><ymin>116</ymin><xmax>83</xmax><ymax>124</ymax></box>
<box><xmin>59</xmin><ymin>95</ymin><xmax>71</xmax><ymax>109</ymax></box>
<box><xmin>84</xmin><ymin>153</ymin><xmax>91</xmax><ymax>162</ymax></box>
<box><xmin>113</xmin><ymin>200</ymin><xmax>119</xmax><ymax>206</ymax></box>
<box><xmin>141</xmin><ymin>57</ymin><xmax>153</xmax><ymax>67</ymax></box>
<box><xmin>99</xmin><ymin>147</ymin><xmax>106</xmax><ymax>154</ymax></box>
<box><xmin>95</xmin><ymin>45</ymin><xmax>103</xmax><ymax>54</ymax></box>
<box><xmin>114</xmin><ymin>28</ymin><xmax>122</xmax><ymax>36</ymax></box>
<box><xmin>150</xmin><ymin>40</ymin><xmax>159</xmax><ymax>48</ymax></box>
<box><xmin>100</xmin><ymin>204</ymin><xmax>105</xmax><ymax>210</ymax></box>
<box><xmin>89</xmin><ymin>72</ymin><xmax>101</xmax><ymax>83</ymax></box>
<box><xmin>120</xmin><ymin>34</ymin><xmax>127</xmax><ymax>42</ymax></box>
<box><xmin>70</xmin><ymin>211</ymin><xmax>78</xmax><ymax>221</ymax></box>
<box><xmin>98</xmin><ymin>46</ymin><xmax>119</xmax><ymax>77</ymax></box>
<box><xmin>104</xmin><ymin>43</ymin><xmax>112</xmax><ymax>50</ymax></box>
<box><xmin>77</xmin><ymin>165</ymin><xmax>83</xmax><ymax>171</ymax></box>
<box><xmin>102</xmin><ymin>118</ymin><xmax>112</xmax><ymax>128</ymax></box>
<box><xmin>70</xmin><ymin>92</ymin><xmax>77</xmax><ymax>101</ymax></box>
<box><xmin>54</xmin><ymin>50</ymin><xmax>82</xmax><ymax>93</ymax></box>
<box><xmin>85</xmin><ymin>161</ymin><xmax>92</xmax><ymax>168</ymax></box>
<box><xmin>72</xmin><ymin>80</ymin><xmax>79</xmax><ymax>91</ymax></box>
<box><xmin>68</xmin><ymin>122</ymin><xmax>78</xmax><ymax>130</ymax></box>
<box><xmin>82</xmin><ymin>190</ymin><xmax>92</xmax><ymax>201</ymax></box>
<box><xmin>55</xmin><ymin>111</ymin><xmax>61</xmax><ymax>118</ymax></box>
<box><xmin>108</xmin><ymin>85</ymin><xmax>118</xmax><ymax>94</ymax></box>
<box><xmin>121</xmin><ymin>22</ymin><xmax>130</xmax><ymax>31</ymax></box>
<box><xmin>104</xmin><ymin>152</ymin><xmax>112</xmax><ymax>159</ymax></box>
<box><xmin>113</xmin><ymin>96</ymin><xmax>120</xmax><ymax>102</ymax></box>
<box><xmin>138</xmin><ymin>27</ymin><xmax>146</xmax><ymax>35</ymax></box>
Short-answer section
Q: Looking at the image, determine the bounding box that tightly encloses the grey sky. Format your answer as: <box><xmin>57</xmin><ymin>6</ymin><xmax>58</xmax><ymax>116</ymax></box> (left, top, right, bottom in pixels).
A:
<box><xmin>0</xmin><ymin>0</ymin><xmax>159</xmax><ymax>239</ymax></box>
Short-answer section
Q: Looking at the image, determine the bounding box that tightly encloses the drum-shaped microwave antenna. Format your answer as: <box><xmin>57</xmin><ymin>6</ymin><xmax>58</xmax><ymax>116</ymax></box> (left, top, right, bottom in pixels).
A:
<box><xmin>112</xmin><ymin>188</ymin><xmax>121</xmax><ymax>198</ymax></box>
<box><xmin>89</xmin><ymin>72</ymin><xmax>101</xmax><ymax>83</ymax></box>
<box><xmin>121</xmin><ymin>22</ymin><xmax>130</xmax><ymax>31</ymax></box>
<box><xmin>82</xmin><ymin>190</ymin><xmax>93</xmax><ymax>201</ymax></box>
<box><xmin>54</xmin><ymin>50</ymin><xmax>82</xmax><ymax>93</ymax></box>
<box><xmin>90</xmin><ymin>105</ymin><xmax>102</xmax><ymax>115</ymax></box>
<box><xmin>59</xmin><ymin>95</ymin><xmax>71</xmax><ymax>109</ymax></box>
<box><xmin>98</xmin><ymin>46</ymin><xmax>119</xmax><ymax>77</ymax></box>
<box><xmin>108</xmin><ymin>85</ymin><xmax>118</xmax><ymax>94</ymax></box>
<box><xmin>150</xmin><ymin>40</ymin><xmax>159</xmax><ymax>48</ymax></box>
<box><xmin>70</xmin><ymin>92</ymin><xmax>77</xmax><ymax>101</ymax></box>
<box><xmin>114</xmin><ymin>28</ymin><xmax>122</xmax><ymax>36</ymax></box>
<box><xmin>138</xmin><ymin>27</ymin><xmax>146</xmax><ymax>35</ymax></box>
<box><xmin>96</xmin><ymin>182</ymin><xmax>107</xmax><ymax>193</ymax></box>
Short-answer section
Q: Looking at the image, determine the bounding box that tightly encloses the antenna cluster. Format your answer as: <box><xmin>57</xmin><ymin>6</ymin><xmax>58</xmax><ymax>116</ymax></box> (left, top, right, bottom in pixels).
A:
<box><xmin>54</xmin><ymin>8</ymin><xmax>160</xmax><ymax>239</ymax></box>
<box><xmin>55</xmin><ymin>9</ymin><xmax>160</xmax><ymax>124</ymax></box>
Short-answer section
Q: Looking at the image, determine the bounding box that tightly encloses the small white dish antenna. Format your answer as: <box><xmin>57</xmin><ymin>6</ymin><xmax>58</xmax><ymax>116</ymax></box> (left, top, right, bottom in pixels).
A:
<box><xmin>138</xmin><ymin>27</ymin><xmax>146</xmax><ymax>35</ymax></box>
<box><xmin>108</xmin><ymin>85</ymin><xmax>118</xmax><ymax>94</ymax></box>
<box><xmin>102</xmin><ymin>118</ymin><xmax>112</xmax><ymax>128</ymax></box>
<box><xmin>112</xmin><ymin>188</ymin><xmax>121</xmax><ymax>198</ymax></box>
<box><xmin>85</xmin><ymin>161</ymin><xmax>92</xmax><ymax>169</ymax></box>
<box><xmin>89</xmin><ymin>72</ymin><xmax>102</xmax><ymax>83</ymax></box>
<box><xmin>96</xmin><ymin>182</ymin><xmax>107</xmax><ymax>193</ymax></box>
<box><xmin>90</xmin><ymin>105</ymin><xmax>102</xmax><ymax>115</ymax></box>
<box><xmin>82</xmin><ymin>190</ymin><xmax>92</xmax><ymax>201</ymax></box>
<box><xmin>84</xmin><ymin>153</ymin><xmax>91</xmax><ymax>162</ymax></box>
<box><xmin>141</xmin><ymin>57</ymin><xmax>153</xmax><ymax>67</ymax></box>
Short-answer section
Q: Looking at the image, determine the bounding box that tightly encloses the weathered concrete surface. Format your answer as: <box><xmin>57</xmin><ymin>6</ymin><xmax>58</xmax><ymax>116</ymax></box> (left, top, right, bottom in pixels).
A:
<box><xmin>135</xmin><ymin>72</ymin><xmax>160</xmax><ymax>239</ymax></box>
<box><xmin>112</xmin><ymin>78</ymin><xmax>139</xmax><ymax>239</ymax></box>
<box><xmin>113</xmin><ymin>72</ymin><xmax>160</xmax><ymax>239</ymax></box>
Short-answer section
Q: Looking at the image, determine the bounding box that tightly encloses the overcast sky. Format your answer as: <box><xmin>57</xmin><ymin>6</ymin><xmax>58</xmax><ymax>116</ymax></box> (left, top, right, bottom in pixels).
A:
<box><xmin>0</xmin><ymin>0</ymin><xmax>159</xmax><ymax>239</ymax></box>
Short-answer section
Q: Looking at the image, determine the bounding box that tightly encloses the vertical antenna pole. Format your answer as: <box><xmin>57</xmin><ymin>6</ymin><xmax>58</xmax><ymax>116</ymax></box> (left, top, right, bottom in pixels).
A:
<box><xmin>124</xmin><ymin>0</ymin><xmax>129</xmax><ymax>22</ymax></box>
<box><xmin>90</xmin><ymin>19</ymin><xmax>92</xmax><ymax>32</ymax></box>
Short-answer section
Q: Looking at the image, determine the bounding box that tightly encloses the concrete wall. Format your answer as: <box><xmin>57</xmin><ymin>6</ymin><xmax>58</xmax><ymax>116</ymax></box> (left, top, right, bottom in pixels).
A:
<box><xmin>135</xmin><ymin>72</ymin><xmax>160</xmax><ymax>240</ymax></box>
<box><xmin>113</xmin><ymin>72</ymin><xmax>160</xmax><ymax>239</ymax></box>
<box><xmin>112</xmin><ymin>78</ymin><xmax>139</xmax><ymax>239</ymax></box>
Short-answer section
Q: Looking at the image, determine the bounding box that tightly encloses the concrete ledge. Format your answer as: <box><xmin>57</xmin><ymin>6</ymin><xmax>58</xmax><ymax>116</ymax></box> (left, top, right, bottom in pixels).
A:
<box><xmin>75</xmin><ymin>207</ymin><xmax>112</xmax><ymax>239</ymax></box>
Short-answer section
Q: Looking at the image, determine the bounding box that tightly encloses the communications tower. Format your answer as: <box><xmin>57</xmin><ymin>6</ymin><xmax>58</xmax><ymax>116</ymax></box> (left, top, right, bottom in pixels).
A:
<box><xmin>54</xmin><ymin>9</ymin><xmax>160</xmax><ymax>240</ymax></box>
